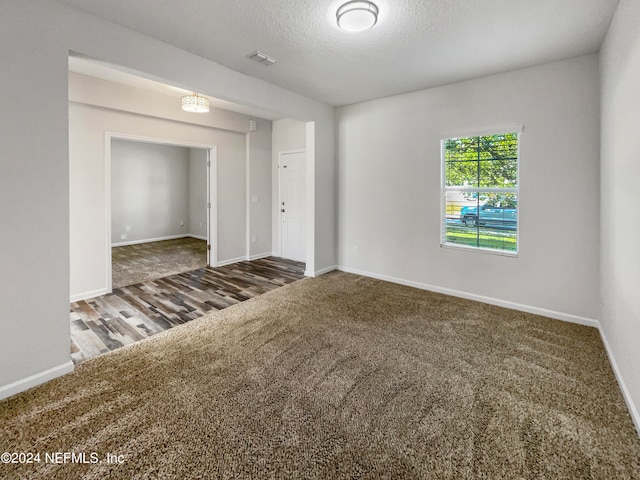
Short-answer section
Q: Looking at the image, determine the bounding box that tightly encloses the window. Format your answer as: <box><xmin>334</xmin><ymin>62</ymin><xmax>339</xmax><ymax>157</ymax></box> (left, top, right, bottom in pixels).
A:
<box><xmin>441</xmin><ymin>131</ymin><xmax>519</xmax><ymax>255</ymax></box>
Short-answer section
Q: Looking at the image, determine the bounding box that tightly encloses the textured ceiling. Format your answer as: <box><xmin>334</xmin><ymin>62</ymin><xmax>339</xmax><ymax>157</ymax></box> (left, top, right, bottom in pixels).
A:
<box><xmin>57</xmin><ymin>0</ymin><xmax>619</xmax><ymax>107</ymax></box>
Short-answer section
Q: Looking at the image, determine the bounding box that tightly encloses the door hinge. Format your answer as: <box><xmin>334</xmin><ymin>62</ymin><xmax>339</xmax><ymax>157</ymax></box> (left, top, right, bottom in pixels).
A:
<box><xmin>207</xmin><ymin>244</ymin><xmax>211</xmax><ymax>251</ymax></box>
<box><xmin>207</xmin><ymin>159</ymin><xmax>211</xmax><ymax>167</ymax></box>
<box><xmin>207</xmin><ymin>202</ymin><xmax>211</xmax><ymax>208</ymax></box>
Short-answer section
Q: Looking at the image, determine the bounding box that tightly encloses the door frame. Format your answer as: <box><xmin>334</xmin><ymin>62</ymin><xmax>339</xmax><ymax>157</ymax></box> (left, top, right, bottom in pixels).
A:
<box><xmin>278</xmin><ymin>149</ymin><xmax>306</xmax><ymax>260</ymax></box>
<box><xmin>105</xmin><ymin>132</ymin><xmax>218</xmax><ymax>292</ymax></box>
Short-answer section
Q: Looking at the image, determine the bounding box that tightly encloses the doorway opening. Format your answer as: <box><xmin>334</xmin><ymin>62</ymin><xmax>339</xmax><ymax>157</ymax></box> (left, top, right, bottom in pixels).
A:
<box><xmin>105</xmin><ymin>134</ymin><xmax>218</xmax><ymax>292</ymax></box>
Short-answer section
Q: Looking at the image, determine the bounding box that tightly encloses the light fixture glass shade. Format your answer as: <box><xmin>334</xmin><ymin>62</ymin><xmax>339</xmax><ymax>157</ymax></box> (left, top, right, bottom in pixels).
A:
<box><xmin>181</xmin><ymin>93</ymin><xmax>210</xmax><ymax>113</ymax></box>
<box><xmin>337</xmin><ymin>1</ymin><xmax>378</xmax><ymax>32</ymax></box>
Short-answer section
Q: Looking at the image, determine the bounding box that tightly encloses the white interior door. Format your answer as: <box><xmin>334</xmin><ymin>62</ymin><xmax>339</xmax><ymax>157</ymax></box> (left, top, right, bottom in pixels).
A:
<box><xmin>280</xmin><ymin>151</ymin><xmax>306</xmax><ymax>262</ymax></box>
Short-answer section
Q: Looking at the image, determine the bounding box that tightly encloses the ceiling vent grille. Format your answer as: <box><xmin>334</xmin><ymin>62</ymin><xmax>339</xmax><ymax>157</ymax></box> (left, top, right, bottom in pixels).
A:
<box><xmin>247</xmin><ymin>51</ymin><xmax>278</xmax><ymax>66</ymax></box>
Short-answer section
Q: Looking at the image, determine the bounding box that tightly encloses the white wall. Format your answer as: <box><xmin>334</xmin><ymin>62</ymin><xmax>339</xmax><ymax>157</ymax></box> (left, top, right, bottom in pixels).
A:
<box><xmin>247</xmin><ymin>119</ymin><xmax>274</xmax><ymax>259</ymax></box>
<box><xmin>599</xmin><ymin>0</ymin><xmax>640</xmax><ymax>432</ymax></box>
<box><xmin>189</xmin><ymin>149</ymin><xmax>208</xmax><ymax>239</ymax></box>
<box><xmin>338</xmin><ymin>55</ymin><xmax>601</xmax><ymax>323</ymax></box>
<box><xmin>0</xmin><ymin>0</ymin><xmax>336</xmax><ymax>398</ymax></box>
<box><xmin>111</xmin><ymin>140</ymin><xmax>190</xmax><ymax>244</ymax></box>
<box><xmin>0</xmin><ymin>0</ymin><xmax>74</xmax><ymax>396</ymax></box>
<box><xmin>272</xmin><ymin>119</ymin><xmax>307</xmax><ymax>256</ymax></box>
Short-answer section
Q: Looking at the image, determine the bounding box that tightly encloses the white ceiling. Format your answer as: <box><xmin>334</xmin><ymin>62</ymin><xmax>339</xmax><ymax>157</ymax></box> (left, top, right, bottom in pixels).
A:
<box><xmin>59</xmin><ymin>0</ymin><xmax>619</xmax><ymax>107</ymax></box>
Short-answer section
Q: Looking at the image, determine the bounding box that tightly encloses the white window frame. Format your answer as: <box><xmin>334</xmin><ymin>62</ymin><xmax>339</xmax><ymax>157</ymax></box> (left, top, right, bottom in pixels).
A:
<box><xmin>440</xmin><ymin>126</ymin><xmax>523</xmax><ymax>257</ymax></box>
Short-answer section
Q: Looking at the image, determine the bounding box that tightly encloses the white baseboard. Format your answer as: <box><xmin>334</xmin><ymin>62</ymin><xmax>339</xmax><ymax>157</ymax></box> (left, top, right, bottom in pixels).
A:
<box><xmin>218</xmin><ymin>252</ymin><xmax>285</xmax><ymax>265</ymax></box>
<box><xmin>112</xmin><ymin>234</ymin><xmax>205</xmax><ymax>247</ymax></box>
<box><xmin>216</xmin><ymin>256</ymin><xmax>248</xmax><ymax>267</ymax></box>
<box><xmin>306</xmin><ymin>264</ymin><xmax>338</xmax><ymax>277</ymax></box>
<box><xmin>0</xmin><ymin>361</ymin><xmax>74</xmax><ymax>401</ymax></box>
<box><xmin>248</xmin><ymin>252</ymin><xmax>273</xmax><ymax>261</ymax></box>
<box><xmin>337</xmin><ymin>265</ymin><xmax>599</xmax><ymax>328</ymax></box>
<box><xmin>598</xmin><ymin>330</ymin><xmax>640</xmax><ymax>437</ymax></box>
<box><xmin>70</xmin><ymin>288</ymin><xmax>110</xmax><ymax>303</ymax></box>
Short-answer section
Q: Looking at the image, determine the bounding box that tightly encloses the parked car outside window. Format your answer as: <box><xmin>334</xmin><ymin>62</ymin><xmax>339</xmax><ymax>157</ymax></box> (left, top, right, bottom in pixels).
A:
<box><xmin>460</xmin><ymin>204</ymin><xmax>517</xmax><ymax>230</ymax></box>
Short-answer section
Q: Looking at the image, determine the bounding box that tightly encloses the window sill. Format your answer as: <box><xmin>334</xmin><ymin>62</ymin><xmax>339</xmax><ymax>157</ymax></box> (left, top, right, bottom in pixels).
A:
<box><xmin>440</xmin><ymin>243</ymin><xmax>518</xmax><ymax>258</ymax></box>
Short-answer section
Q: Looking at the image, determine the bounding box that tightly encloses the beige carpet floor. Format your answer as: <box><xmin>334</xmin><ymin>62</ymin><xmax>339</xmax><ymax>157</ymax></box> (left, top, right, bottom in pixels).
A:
<box><xmin>2</xmin><ymin>272</ymin><xmax>639</xmax><ymax>479</ymax></box>
<box><xmin>112</xmin><ymin>237</ymin><xmax>207</xmax><ymax>288</ymax></box>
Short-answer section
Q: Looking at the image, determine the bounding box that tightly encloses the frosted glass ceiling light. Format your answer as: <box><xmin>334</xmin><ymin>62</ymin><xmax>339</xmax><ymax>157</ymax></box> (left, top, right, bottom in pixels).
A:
<box><xmin>181</xmin><ymin>92</ymin><xmax>209</xmax><ymax>113</ymax></box>
<box><xmin>337</xmin><ymin>1</ymin><xmax>379</xmax><ymax>32</ymax></box>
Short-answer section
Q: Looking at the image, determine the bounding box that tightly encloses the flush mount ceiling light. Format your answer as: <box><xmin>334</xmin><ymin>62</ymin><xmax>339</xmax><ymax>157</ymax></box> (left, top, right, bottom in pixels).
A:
<box><xmin>181</xmin><ymin>92</ymin><xmax>209</xmax><ymax>113</ymax></box>
<box><xmin>337</xmin><ymin>1</ymin><xmax>379</xmax><ymax>32</ymax></box>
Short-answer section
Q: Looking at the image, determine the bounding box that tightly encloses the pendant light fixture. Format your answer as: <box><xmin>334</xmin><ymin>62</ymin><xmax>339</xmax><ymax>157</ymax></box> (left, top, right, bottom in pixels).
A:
<box><xmin>181</xmin><ymin>92</ymin><xmax>210</xmax><ymax>113</ymax></box>
<box><xmin>337</xmin><ymin>1</ymin><xmax>379</xmax><ymax>32</ymax></box>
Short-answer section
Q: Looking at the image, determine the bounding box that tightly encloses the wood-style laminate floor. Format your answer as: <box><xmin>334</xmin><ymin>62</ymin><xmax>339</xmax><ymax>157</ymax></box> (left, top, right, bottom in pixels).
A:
<box><xmin>70</xmin><ymin>257</ymin><xmax>305</xmax><ymax>364</ymax></box>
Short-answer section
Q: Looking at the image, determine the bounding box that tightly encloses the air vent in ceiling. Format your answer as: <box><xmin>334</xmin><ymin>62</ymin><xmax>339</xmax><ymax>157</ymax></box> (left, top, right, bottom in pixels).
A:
<box><xmin>247</xmin><ymin>51</ymin><xmax>278</xmax><ymax>66</ymax></box>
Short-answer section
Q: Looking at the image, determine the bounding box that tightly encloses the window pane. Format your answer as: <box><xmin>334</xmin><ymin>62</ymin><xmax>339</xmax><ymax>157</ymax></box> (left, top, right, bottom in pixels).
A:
<box><xmin>445</xmin><ymin>160</ymin><xmax>478</xmax><ymax>187</ymax></box>
<box><xmin>444</xmin><ymin>137</ymin><xmax>479</xmax><ymax>162</ymax></box>
<box><xmin>444</xmin><ymin>192</ymin><xmax>517</xmax><ymax>252</ymax></box>
<box><xmin>478</xmin><ymin>133</ymin><xmax>519</xmax><ymax>161</ymax></box>
<box><xmin>444</xmin><ymin>190</ymin><xmax>478</xmax><ymax>222</ymax></box>
<box><xmin>478</xmin><ymin>159</ymin><xmax>518</xmax><ymax>188</ymax></box>
<box><xmin>445</xmin><ymin>134</ymin><xmax>518</xmax><ymax>189</ymax></box>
